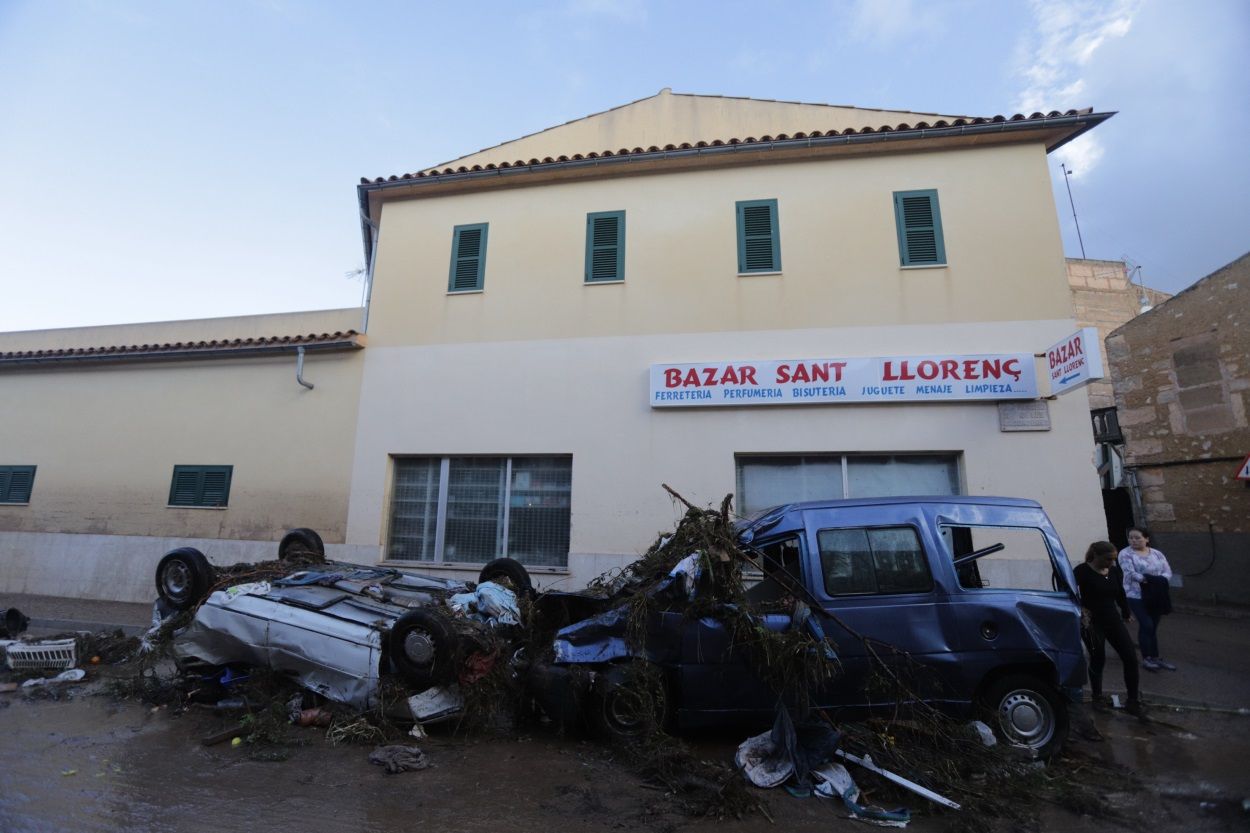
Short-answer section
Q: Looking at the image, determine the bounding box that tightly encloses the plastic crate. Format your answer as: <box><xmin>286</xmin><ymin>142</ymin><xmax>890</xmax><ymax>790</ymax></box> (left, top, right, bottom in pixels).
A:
<box><xmin>5</xmin><ymin>638</ymin><xmax>77</xmax><ymax>671</ymax></box>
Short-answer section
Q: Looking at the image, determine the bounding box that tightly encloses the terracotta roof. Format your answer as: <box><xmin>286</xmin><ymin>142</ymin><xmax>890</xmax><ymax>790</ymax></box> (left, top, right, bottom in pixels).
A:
<box><xmin>0</xmin><ymin>330</ymin><xmax>364</xmax><ymax>368</ymax></box>
<box><xmin>362</xmin><ymin>109</ymin><xmax>1096</xmax><ymax>185</ymax></box>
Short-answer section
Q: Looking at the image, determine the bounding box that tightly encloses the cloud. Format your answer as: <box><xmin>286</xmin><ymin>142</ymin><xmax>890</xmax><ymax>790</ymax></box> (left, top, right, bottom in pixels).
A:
<box><xmin>848</xmin><ymin>0</ymin><xmax>947</xmax><ymax>43</ymax></box>
<box><xmin>1053</xmin><ymin>133</ymin><xmax>1105</xmax><ymax>178</ymax></box>
<box><xmin>1014</xmin><ymin>0</ymin><xmax>1139</xmax><ymax>178</ymax></box>
<box><xmin>565</xmin><ymin>0</ymin><xmax>648</xmax><ymax>24</ymax></box>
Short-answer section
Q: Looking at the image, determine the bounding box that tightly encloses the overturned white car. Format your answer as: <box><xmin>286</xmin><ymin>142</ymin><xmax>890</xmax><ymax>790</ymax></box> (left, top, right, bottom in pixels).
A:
<box><xmin>154</xmin><ymin>532</ymin><xmax>530</xmax><ymax>710</ymax></box>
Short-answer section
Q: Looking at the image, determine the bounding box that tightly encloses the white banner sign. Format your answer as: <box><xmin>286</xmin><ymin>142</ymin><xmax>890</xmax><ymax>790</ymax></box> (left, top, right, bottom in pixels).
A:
<box><xmin>1046</xmin><ymin>327</ymin><xmax>1104</xmax><ymax>396</ymax></box>
<box><xmin>650</xmin><ymin>353</ymin><xmax>1038</xmax><ymax>408</ymax></box>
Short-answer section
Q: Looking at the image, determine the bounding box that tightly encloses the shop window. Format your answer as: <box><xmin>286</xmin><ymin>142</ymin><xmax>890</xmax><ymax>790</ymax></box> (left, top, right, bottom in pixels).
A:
<box><xmin>817</xmin><ymin>526</ymin><xmax>932</xmax><ymax>596</ymax></box>
<box><xmin>893</xmin><ymin>189</ymin><xmax>946</xmax><ymax>266</ymax></box>
<box><xmin>388</xmin><ymin>456</ymin><xmax>571</xmax><ymax>568</ymax></box>
<box><xmin>448</xmin><ymin>223</ymin><xmax>488</xmax><ymax>292</ymax></box>
<box><xmin>585</xmin><ymin>211</ymin><xmax>625</xmax><ymax>282</ymax></box>
<box><xmin>0</xmin><ymin>465</ymin><xmax>36</xmax><ymax>504</ymax></box>
<box><xmin>941</xmin><ymin>524</ymin><xmax>1058</xmax><ymax>592</ymax></box>
<box><xmin>735</xmin><ymin>454</ymin><xmax>960</xmax><ymax>517</ymax></box>
<box><xmin>168</xmin><ymin>465</ymin><xmax>232</xmax><ymax>507</ymax></box>
<box><xmin>736</xmin><ymin>199</ymin><xmax>781</xmax><ymax>273</ymax></box>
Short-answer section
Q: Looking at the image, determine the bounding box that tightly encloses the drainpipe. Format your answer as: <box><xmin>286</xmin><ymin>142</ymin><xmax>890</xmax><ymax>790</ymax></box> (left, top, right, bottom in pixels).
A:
<box><xmin>296</xmin><ymin>346</ymin><xmax>314</xmax><ymax>390</ymax></box>
<box><xmin>359</xmin><ymin>207</ymin><xmax>379</xmax><ymax>333</ymax></box>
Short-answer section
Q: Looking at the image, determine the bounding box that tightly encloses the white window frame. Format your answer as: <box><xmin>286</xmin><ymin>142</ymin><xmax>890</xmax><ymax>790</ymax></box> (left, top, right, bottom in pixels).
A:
<box><xmin>387</xmin><ymin>455</ymin><xmax>570</xmax><ymax>567</ymax></box>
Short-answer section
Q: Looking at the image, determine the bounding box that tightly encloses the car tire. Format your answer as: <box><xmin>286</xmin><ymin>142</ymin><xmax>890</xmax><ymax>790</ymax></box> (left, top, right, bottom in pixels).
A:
<box><xmin>389</xmin><ymin>609</ymin><xmax>456</xmax><ymax>690</ymax></box>
<box><xmin>155</xmin><ymin>547</ymin><xmax>215</xmax><ymax>611</ymax></box>
<box><xmin>278</xmin><ymin>528</ymin><xmax>325</xmax><ymax>562</ymax></box>
<box><xmin>478</xmin><ymin>557</ymin><xmax>533</xmax><ymax>597</ymax></box>
<box><xmin>980</xmin><ymin>673</ymin><xmax>1068</xmax><ymax>758</ymax></box>
<box><xmin>594</xmin><ymin>664</ymin><xmax>668</xmax><ymax>741</ymax></box>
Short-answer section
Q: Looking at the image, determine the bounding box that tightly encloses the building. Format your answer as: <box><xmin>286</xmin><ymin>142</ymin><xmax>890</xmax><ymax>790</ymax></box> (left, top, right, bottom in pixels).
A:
<box><xmin>1064</xmin><ymin>257</ymin><xmax>1171</xmax><ymax>544</ymax></box>
<box><xmin>1107</xmin><ymin>252</ymin><xmax>1250</xmax><ymax>605</ymax></box>
<box><xmin>2</xmin><ymin>91</ymin><xmax>1114</xmax><ymax>602</ymax></box>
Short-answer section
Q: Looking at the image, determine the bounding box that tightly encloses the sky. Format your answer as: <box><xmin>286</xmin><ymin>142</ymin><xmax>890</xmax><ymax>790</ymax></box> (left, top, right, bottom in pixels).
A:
<box><xmin>0</xmin><ymin>0</ymin><xmax>1246</xmax><ymax>332</ymax></box>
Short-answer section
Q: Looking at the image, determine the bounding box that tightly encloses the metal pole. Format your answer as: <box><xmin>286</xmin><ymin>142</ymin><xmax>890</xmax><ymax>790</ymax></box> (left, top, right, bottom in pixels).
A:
<box><xmin>1061</xmin><ymin>163</ymin><xmax>1087</xmax><ymax>259</ymax></box>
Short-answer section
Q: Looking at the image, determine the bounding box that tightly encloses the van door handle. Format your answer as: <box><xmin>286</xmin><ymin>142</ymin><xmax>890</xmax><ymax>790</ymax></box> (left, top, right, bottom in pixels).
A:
<box><xmin>979</xmin><ymin>622</ymin><xmax>998</xmax><ymax>641</ymax></box>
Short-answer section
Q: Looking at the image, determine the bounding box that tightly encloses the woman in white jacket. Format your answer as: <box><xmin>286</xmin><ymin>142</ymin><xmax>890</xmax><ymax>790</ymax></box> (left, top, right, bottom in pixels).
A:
<box><xmin>1119</xmin><ymin>527</ymin><xmax>1175</xmax><ymax>671</ymax></box>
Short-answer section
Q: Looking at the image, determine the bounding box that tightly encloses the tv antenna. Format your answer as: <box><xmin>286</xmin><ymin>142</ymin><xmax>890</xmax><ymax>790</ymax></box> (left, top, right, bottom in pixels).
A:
<box><xmin>1060</xmin><ymin>163</ymin><xmax>1086</xmax><ymax>259</ymax></box>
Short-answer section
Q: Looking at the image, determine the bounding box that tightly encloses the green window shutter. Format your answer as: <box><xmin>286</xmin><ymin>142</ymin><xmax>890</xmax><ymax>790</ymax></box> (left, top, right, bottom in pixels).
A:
<box><xmin>201</xmin><ymin>468</ymin><xmax>232</xmax><ymax>506</ymax></box>
<box><xmin>736</xmin><ymin>199</ymin><xmax>781</xmax><ymax>273</ymax></box>
<box><xmin>893</xmin><ymin>189</ymin><xmax>946</xmax><ymax>266</ymax></box>
<box><xmin>170</xmin><ymin>465</ymin><xmax>233</xmax><ymax>507</ymax></box>
<box><xmin>448</xmin><ymin>223</ymin><xmax>488</xmax><ymax>291</ymax></box>
<box><xmin>585</xmin><ymin>211</ymin><xmax>625</xmax><ymax>282</ymax></box>
<box><xmin>0</xmin><ymin>466</ymin><xmax>36</xmax><ymax>503</ymax></box>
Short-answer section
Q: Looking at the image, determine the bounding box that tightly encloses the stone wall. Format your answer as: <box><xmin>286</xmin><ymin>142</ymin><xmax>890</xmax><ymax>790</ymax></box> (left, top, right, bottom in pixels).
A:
<box><xmin>1067</xmin><ymin>258</ymin><xmax>1170</xmax><ymax>409</ymax></box>
<box><xmin>1107</xmin><ymin>253</ymin><xmax>1250</xmax><ymax>604</ymax></box>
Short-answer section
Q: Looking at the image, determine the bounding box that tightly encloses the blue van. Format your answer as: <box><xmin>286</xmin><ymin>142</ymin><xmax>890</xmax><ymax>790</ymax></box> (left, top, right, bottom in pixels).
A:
<box><xmin>541</xmin><ymin>496</ymin><xmax>1087</xmax><ymax>757</ymax></box>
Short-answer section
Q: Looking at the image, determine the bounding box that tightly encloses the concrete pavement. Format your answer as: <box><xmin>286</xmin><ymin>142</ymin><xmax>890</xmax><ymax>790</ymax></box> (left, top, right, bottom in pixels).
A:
<box><xmin>1</xmin><ymin>592</ymin><xmax>152</xmax><ymax>637</ymax></box>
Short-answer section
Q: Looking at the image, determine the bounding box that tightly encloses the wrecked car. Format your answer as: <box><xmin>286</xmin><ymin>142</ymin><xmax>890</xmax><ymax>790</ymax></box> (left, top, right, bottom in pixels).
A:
<box><xmin>154</xmin><ymin>532</ymin><xmax>532</xmax><ymax>710</ymax></box>
<box><xmin>534</xmin><ymin>496</ymin><xmax>1087</xmax><ymax>757</ymax></box>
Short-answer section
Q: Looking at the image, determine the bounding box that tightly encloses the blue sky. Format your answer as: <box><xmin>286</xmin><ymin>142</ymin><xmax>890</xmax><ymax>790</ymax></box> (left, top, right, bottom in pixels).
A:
<box><xmin>1</xmin><ymin>0</ymin><xmax>1246</xmax><ymax>332</ymax></box>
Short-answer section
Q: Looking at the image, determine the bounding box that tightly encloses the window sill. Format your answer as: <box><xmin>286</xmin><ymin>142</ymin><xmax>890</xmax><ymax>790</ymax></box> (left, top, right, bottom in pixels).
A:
<box><xmin>166</xmin><ymin>505</ymin><xmax>229</xmax><ymax>510</ymax></box>
<box><xmin>379</xmin><ymin>559</ymin><xmax>570</xmax><ymax>576</ymax></box>
<box><xmin>447</xmin><ymin>289</ymin><xmax>484</xmax><ymax>295</ymax></box>
<box><xmin>584</xmin><ymin>279</ymin><xmax>625</xmax><ymax>286</ymax></box>
<box><xmin>737</xmin><ymin>271</ymin><xmax>783</xmax><ymax>277</ymax></box>
<box><xmin>0</xmin><ymin>502</ymin><xmax>30</xmax><ymax>507</ymax></box>
<box><xmin>900</xmin><ymin>263</ymin><xmax>948</xmax><ymax>270</ymax></box>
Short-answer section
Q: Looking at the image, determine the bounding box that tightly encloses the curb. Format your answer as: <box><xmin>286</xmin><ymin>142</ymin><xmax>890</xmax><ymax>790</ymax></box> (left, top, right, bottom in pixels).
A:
<box><xmin>27</xmin><ymin>618</ymin><xmax>147</xmax><ymax>638</ymax></box>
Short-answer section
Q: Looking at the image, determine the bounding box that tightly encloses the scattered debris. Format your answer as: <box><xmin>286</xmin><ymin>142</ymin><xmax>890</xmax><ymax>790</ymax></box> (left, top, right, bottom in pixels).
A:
<box><xmin>5</xmin><ymin>638</ymin><xmax>77</xmax><ymax>671</ymax></box>
<box><xmin>0</xmin><ymin>607</ymin><xmax>30</xmax><ymax>638</ymax></box>
<box><xmin>21</xmin><ymin>669</ymin><xmax>86</xmax><ymax>688</ymax></box>
<box><xmin>368</xmin><ymin>744</ymin><xmax>430</xmax><ymax>774</ymax></box>
<box><xmin>51</xmin><ymin>505</ymin><xmax>1138</xmax><ymax>826</ymax></box>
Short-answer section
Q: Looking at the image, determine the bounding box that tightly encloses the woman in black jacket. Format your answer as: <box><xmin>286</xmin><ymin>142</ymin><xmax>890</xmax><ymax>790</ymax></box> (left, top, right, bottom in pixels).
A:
<box><xmin>1075</xmin><ymin>541</ymin><xmax>1142</xmax><ymax>716</ymax></box>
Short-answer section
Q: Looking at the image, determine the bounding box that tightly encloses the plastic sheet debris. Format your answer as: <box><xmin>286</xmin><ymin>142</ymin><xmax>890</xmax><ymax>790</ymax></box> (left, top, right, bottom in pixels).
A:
<box><xmin>735</xmin><ymin>730</ymin><xmax>794</xmax><ymax>788</ymax></box>
<box><xmin>836</xmin><ymin>749</ymin><xmax>961</xmax><ymax>810</ymax></box>
<box><xmin>969</xmin><ymin>720</ymin><xmax>997</xmax><ymax>747</ymax></box>
<box><xmin>668</xmin><ymin>553</ymin><xmax>705</xmax><ymax>601</ymax></box>
<box><xmin>814</xmin><ymin>763</ymin><xmax>912</xmax><ymax>826</ymax></box>
<box><xmin>447</xmin><ymin>581</ymin><xmax>519</xmax><ymax>626</ymax></box>
<box><xmin>408</xmin><ymin>685</ymin><xmax>464</xmax><ymax>723</ymax></box>
<box><xmin>22</xmin><ymin>668</ymin><xmax>87</xmax><ymax>688</ymax></box>
<box><xmin>368</xmin><ymin>745</ymin><xmax>430</xmax><ymax>774</ymax></box>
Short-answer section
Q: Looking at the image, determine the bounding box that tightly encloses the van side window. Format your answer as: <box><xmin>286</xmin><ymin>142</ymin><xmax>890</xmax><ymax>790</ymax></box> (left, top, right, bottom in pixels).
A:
<box><xmin>745</xmin><ymin>535</ymin><xmax>803</xmax><ymax>606</ymax></box>
<box><xmin>817</xmin><ymin>527</ymin><xmax>932</xmax><ymax>596</ymax></box>
<box><xmin>941</xmin><ymin>525</ymin><xmax>1058</xmax><ymax>592</ymax></box>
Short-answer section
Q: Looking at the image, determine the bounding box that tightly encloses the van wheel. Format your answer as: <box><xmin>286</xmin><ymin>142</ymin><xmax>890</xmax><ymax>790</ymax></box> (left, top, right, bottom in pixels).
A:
<box><xmin>155</xmin><ymin>548</ymin><xmax>214</xmax><ymax>610</ymax></box>
<box><xmin>279</xmin><ymin>528</ymin><xmax>325</xmax><ymax>562</ymax></box>
<box><xmin>478</xmin><ymin>558</ymin><xmax>533</xmax><ymax>597</ymax></box>
<box><xmin>980</xmin><ymin>674</ymin><xmax>1067</xmax><ymax>758</ymax></box>
<box><xmin>595</xmin><ymin>664</ymin><xmax>668</xmax><ymax>741</ymax></box>
<box><xmin>389</xmin><ymin>609</ymin><xmax>455</xmax><ymax>690</ymax></box>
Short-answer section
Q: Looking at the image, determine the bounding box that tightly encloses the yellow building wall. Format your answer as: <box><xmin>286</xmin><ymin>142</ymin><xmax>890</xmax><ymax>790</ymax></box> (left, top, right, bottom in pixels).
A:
<box><xmin>367</xmin><ymin>142</ymin><xmax>1071</xmax><ymax>349</ymax></box>
<box><xmin>0</xmin><ymin>309</ymin><xmax>366</xmax><ymax>600</ymax></box>
<box><xmin>351</xmin><ymin>138</ymin><xmax>1106</xmax><ymax>589</ymax></box>
<box><xmin>437</xmin><ymin>89</ymin><xmax>966</xmax><ymax>170</ymax></box>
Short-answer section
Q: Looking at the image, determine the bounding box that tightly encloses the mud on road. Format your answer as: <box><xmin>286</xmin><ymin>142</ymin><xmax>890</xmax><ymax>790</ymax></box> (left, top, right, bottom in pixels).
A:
<box><xmin>1</xmin><ymin>679</ymin><xmax>1247</xmax><ymax>833</ymax></box>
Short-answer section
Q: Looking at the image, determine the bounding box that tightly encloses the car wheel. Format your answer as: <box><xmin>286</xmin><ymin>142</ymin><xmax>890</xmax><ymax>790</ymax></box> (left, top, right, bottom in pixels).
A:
<box><xmin>980</xmin><ymin>674</ymin><xmax>1068</xmax><ymax>758</ymax></box>
<box><xmin>478</xmin><ymin>557</ymin><xmax>533</xmax><ymax>597</ymax></box>
<box><xmin>155</xmin><ymin>547</ymin><xmax>214</xmax><ymax>610</ymax></box>
<box><xmin>278</xmin><ymin>528</ymin><xmax>325</xmax><ymax>562</ymax></box>
<box><xmin>595</xmin><ymin>664</ymin><xmax>668</xmax><ymax>741</ymax></box>
<box><xmin>389</xmin><ymin>609</ymin><xmax>455</xmax><ymax>690</ymax></box>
